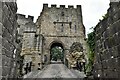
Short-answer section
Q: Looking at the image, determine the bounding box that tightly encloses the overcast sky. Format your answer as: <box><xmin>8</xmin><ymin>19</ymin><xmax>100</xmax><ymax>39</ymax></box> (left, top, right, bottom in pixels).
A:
<box><xmin>17</xmin><ymin>0</ymin><xmax>110</xmax><ymax>35</ymax></box>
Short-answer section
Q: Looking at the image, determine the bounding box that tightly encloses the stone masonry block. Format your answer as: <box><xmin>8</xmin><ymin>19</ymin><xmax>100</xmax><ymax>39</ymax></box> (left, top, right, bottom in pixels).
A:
<box><xmin>117</xmin><ymin>45</ymin><xmax>120</xmax><ymax>57</ymax></box>
<box><xmin>0</xmin><ymin>9</ymin><xmax>2</xmax><ymax>23</ymax></box>
<box><xmin>2</xmin><ymin>26</ymin><xmax>14</xmax><ymax>43</ymax></box>
<box><xmin>116</xmin><ymin>20</ymin><xmax>120</xmax><ymax>31</ymax></box>
<box><xmin>111</xmin><ymin>46</ymin><xmax>119</xmax><ymax>58</ymax></box>
<box><xmin>101</xmin><ymin>51</ymin><xmax>107</xmax><ymax>61</ymax></box>
<box><xmin>2</xmin><ymin>66</ymin><xmax>10</xmax><ymax>77</ymax></box>
<box><xmin>0</xmin><ymin>23</ymin><xmax>2</xmax><ymax>36</ymax></box>
<box><xmin>0</xmin><ymin>66</ymin><xmax>2</xmax><ymax>78</ymax></box>
<box><xmin>2</xmin><ymin>54</ymin><xmax>11</xmax><ymax>67</ymax></box>
<box><xmin>118</xmin><ymin>57</ymin><xmax>120</xmax><ymax>67</ymax></box>
<box><xmin>94</xmin><ymin>62</ymin><xmax>102</xmax><ymax>70</ymax></box>
<box><xmin>102</xmin><ymin>69</ymin><xmax>108</xmax><ymax>78</ymax></box>
<box><xmin>2</xmin><ymin>47</ymin><xmax>13</xmax><ymax>58</ymax></box>
<box><xmin>2</xmin><ymin>17</ymin><xmax>14</xmax><ymax>35</ymax></box>
<box><xmin>93</xmin><ymin>70</ymin><xmax>98</xmax><ymax>78</ymax></box>
<box><xmin>103</xmin><ymin>31</ymin><xmax>108</xmax><ymax>39</ymax></box>
<box><xmin>102</xmin><ymin>60</ymin><xmax>107</xmax><ymax>69</ymax></box>
<box><xmin>0</xmin><ymin>53</ymin><xmax>2</xmax><ymax>65</ymax></box>
<box><xmin>0</xmin><ymin>1</ymin><xmax>2</xmax><ymax>9</ymax></box>
<box><xmin>109</xmin><ymin>48</ymin><xmax>114</xmax><ymax>57</ymax></box>
<box><xmin>106</xmin><ymin>49</ymin><xmax>112</xmax><ymax>59</ymax></box>
<box><xmin>2</xmin><ymin>38</ymin><xmax>15</xmax><ymax>53</ymax></box>
<box><xmin>118</xmin><ymin>31</ymin><xmax>120</xmax><ymax>43</ymax></box>
<box><xmin>114</xmin><ymin>34</ymin><xmax>119</xmax><ymax>46</ymax></box>
<box><xmin>118</xmin><ymin>10</ymin><xmax>120</xmax><ymax>19</ymax></box>
<box><xmin>97</xmin><ymin>70</ymin><xmax>103</xmax><ymax>78</ymax></box>
<box><xmin>107</xmin><ymin>58</ymin><xmax>118</xmax><ymax>69</ymax></box>
<box><xmin>112</xmin><ymin>21</ymin><xmax>118</xmax><ymax>33</ymax></box>
<box><xmin>104</xmin><ymin>39</ymin><xmax>109</xmax><ymax>49</ymax></box>
<box><xmin>113</xmin><ymin>13</ymin><xmax>119</xmax><ymax>22</ymax></box>
<box><xmin>2</xmin><ymin>3</ymin><xmax>9</xmax><ymax>18</ymax></box>
<box><xmin>0</xmin><ymin>35</ymin><xmax>2</xmax><ymax>45</ymax></box>
<box><xmin>107</xmin><ymin>69</ymin><xmax>118</xmax><ymax>78</ymax></box>
<box><xmin>5</xmin><ymin>2</ymin><xmax>17</xmax><ymax>13</ymax></box>
<box><xmin>109</xmin><ymin>26</ymin><xmax>116</xmax><ymax>37</ymax></box>
<box><xmin>108</xmin><ymin>37</ymin><xmax>115</xmax><ymax>48</ymax></box>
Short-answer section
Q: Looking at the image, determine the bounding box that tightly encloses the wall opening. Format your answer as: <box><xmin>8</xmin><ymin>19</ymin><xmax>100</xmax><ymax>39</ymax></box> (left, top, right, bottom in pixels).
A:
<box><xmin>50</xmin><ymin>42</ymin><xmax>64</xmax><ymax>63</ymax></box>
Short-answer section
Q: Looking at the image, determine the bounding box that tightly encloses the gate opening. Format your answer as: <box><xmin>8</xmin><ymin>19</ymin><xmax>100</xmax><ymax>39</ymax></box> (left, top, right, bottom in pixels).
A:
<box><xmin>50</xmin><ymin>43</ymin><xmax>64</xmax><ymax>63</ymax></box>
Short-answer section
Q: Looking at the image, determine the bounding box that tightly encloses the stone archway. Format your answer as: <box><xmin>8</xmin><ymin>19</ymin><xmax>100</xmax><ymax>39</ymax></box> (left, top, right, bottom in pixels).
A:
<box><xmin>49</xmin><ymin>41</ymin><xmax>65</xmax><ymax>63</ymax></box>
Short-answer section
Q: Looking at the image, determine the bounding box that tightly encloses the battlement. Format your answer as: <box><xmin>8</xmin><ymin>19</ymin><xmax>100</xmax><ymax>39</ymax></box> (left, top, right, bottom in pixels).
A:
<box><xmin>28</xmin><ymin>15</ymin><xmax>34</xmax><ymax>21</ymax></box>
<box><xmin>17</xmin><ymin>14</ymin><xmax>26</xmax><ymax>19</ymax></box>
<box><xmin>17</xmin><ymin>14</ymin><xmax>34</xmax><ymax>21</ymax></box>
<box><xmin>43</xmin><ymin>4</ymin><xmax>81</xmax><ymax>9</ymax></box>
<box><xmin>51</xmin><ymin>4</ymin><xmax>57</xmax><ymax>7</ymax></box>
<box><xmin>60</xmin><ymin>5</ymin><xmax>65</xmax><ymax>8</ymax></box>
<box><xmin>68</xmin><ymin>5</ymin><xmax>74</xmax><ymax>8</ymax></box>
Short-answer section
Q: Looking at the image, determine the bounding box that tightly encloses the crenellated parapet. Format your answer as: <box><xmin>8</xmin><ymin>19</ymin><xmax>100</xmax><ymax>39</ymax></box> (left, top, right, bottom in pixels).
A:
<box><xmin>17</xmin><ymin>14</ymin><xmax>34</xmax><ymax>21</ymax></box>
<box><xmin>17</xmin><ymin>13</ymin><xmax>36</xmax><ymax>36</ymax></box>
<box><xmin>43</xmin><ymin>3</ymin><xmax>82</xmax><ymax>9</ymax></box>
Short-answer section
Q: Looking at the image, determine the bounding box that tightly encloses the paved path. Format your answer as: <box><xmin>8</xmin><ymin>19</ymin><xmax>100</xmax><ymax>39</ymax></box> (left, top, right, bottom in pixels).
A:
<box><xmin>24</xmin><ymin>63</ymin><xmax>86</xmax><ymax>78</ymax></box>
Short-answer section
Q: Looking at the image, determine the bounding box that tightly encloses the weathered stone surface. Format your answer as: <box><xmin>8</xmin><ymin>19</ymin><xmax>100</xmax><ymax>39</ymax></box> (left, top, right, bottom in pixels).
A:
<box><xmin>0</xmin><ymin>9</ymin><xmax>2</xmax><ymax>23</ymax></box>
<box><xmin>2</xmin><ymin>66</ymin><xmax>10</xmax><ymax>77</ymax></box>
<box><xmin>17</xmin><ymin>13</ymin><xmax>41</xmax><ymax>73</ymax></box>
<box><xmin>1</xmin><ymin>1</ymin><xmax>20</xmax><ymax>78</ymax></box>
<box><xmin>2</xmin><ymin>54</ymin><xmax>11</xmax><ymax>67</ymax></box>
<box><xmin>94</xmin><ymin>2</ymin><xmax>120</xmax><ymax>78</ymax></box>
<box><xmin>0</xmin><ymin>53</ymin><xmax>2</xmax><ymax>65</ymax></box>
<box><xmin>0</xmin><ymin>23</ymin><xmax>2</xmax><ymax>36</ymax></box>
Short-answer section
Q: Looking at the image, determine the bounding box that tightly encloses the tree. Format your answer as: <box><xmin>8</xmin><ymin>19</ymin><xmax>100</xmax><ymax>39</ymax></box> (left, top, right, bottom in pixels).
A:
<box><xmin>51</xmin><ymin>46</ymin><xmax>63</xmax><ymax>61</ymax></box>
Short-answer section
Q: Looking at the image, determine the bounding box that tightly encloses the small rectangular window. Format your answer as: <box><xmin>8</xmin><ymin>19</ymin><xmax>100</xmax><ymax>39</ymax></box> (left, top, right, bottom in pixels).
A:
<box><xmin>75</xmin><ymin>25</ymin><xmax>77</xmax><ymax>33</ymax></box>
<box><xmin>38</xmin><ymin>63</ymin><xmax>40</xmax><ymax>65</ymax></box>
<box><xmin>61</xmin><ymin>24</ymin><xmax>64</xmax><ymax>32</ymax></box>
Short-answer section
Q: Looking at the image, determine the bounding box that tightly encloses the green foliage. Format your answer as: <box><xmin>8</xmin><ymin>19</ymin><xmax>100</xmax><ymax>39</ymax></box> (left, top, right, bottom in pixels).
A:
<box><xmin>102</xmin><ymin>13</ymin><xmax>108</xmax><ymax>19</ymax></box>
<box><xmin>51</xmin><ymin>46</ymin><xmax>64</xmax><ymax>61</ymax></box>
<box><xmin>87</xmin><ymin>32</ymin><xmax>95</xmax><ymax>52</ymax></box>
<box><xmin>86</xmin><ymin>30</ymin><xmax>95</xmax><ymax>75</ymax></box>
<box><xmin>99</xmin><ymin>13</ymin><xmax>108</xmax><ymax>22</ymax></box>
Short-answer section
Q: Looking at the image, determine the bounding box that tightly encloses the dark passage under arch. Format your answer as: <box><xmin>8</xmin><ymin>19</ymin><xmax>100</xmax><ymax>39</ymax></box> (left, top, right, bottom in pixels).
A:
<box><xmin>50</xmin><ymin>42</ymin><xmax>64</xmax><ymax>63</ymax></box>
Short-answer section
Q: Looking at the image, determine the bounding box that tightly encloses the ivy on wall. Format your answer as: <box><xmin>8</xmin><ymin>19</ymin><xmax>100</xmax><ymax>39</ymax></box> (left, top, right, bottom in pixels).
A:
<box><xmin>85</xmin><ymin>30</ymin><xmax>95</xmax><ymax>76</ymax></box>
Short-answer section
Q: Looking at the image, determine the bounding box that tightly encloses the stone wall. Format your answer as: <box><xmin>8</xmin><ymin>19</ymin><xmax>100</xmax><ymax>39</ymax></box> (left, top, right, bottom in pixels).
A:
<box><xmin>0</xmin><ymin>1</ymin><xmax>20</xmax><ymax>79</ymax></box>
<box><xmin>94</xmin><ymin>2</ymin><xmax>120</xmax><ymax>78</ymax></box>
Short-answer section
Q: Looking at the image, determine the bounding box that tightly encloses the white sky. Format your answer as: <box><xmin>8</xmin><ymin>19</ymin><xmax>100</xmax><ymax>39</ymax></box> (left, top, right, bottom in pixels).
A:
<box><xmin>17</xmin><ymin>0</ymin><xmax>110</xmax><ymax>35</ymax></box>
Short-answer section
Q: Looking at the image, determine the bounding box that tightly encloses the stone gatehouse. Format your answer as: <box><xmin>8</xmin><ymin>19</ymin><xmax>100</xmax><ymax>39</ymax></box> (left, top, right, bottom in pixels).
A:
<box><xmin>36</xmin><ymin>4</ymin><xmax>87</xmax><ymax>64</ymax></box>
<box><xmin>13</xmin><ymin>4</ymin><xmax>87</xmax><ymax>74</ymax></box>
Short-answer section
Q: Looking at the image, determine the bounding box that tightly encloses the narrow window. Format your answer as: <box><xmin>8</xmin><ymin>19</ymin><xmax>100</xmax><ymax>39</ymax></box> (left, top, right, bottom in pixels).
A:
<box><xmin>75</xmin><ymin>25</ymin><xmax>77</xmax><ymax>33</ymax></box>
<box><xmin>61</xmin><ymin>12</ymin><xmax>64</xmax><ymax>16</ymax></box>
<box><xmin>61</xmin><ymin>24</ymin><xmax>64</xmax><ymax>32</ymax></box>
<box><xmin>38</xmin><ymin>63</ymin><xmax>40</xmax><ymax>65</ymax></box>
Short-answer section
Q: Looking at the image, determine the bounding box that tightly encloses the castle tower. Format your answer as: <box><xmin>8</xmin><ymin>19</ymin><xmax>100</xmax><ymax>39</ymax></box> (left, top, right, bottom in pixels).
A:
<box><xmin>17</xmin><ymin>14</ymin><xmax>43</xmax><ymax>74</ymax></box>
<box><xmin>36</xmin><ymin>4</ymin><xmax>86</xmax><ymax>64</ymax></box>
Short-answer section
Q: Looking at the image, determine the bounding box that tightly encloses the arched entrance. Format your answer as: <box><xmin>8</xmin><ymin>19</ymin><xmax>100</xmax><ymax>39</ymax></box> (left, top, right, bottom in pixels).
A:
<box><xmin>50</xmin><ymin>42</ymin><xmax>64</xmax><ymax>63</ymax></box>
